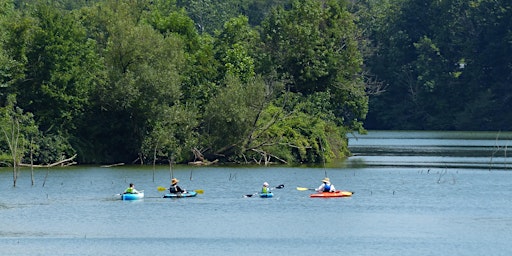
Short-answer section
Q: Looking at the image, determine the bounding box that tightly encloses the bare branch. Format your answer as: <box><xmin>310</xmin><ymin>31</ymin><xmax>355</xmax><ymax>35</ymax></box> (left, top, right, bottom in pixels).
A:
<box><xmin>19</xmin><ymin>154</ymin><xmax>78</xmax><ymax>168</ymax></box>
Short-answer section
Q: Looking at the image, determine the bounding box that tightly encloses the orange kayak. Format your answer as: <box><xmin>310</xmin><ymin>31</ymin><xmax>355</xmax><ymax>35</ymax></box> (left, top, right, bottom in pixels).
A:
<box><xmin>310</xmin><ymin>191</ymin><xmax>353</xmax><ymax>198</ymax></box>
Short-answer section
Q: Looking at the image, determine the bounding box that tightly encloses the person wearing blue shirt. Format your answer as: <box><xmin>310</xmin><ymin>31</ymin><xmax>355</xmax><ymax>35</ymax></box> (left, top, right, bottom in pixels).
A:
<box><xmin>316</xmin><ymin>178</ymin><xmax>336</xmax><ymax>192</ymax></box>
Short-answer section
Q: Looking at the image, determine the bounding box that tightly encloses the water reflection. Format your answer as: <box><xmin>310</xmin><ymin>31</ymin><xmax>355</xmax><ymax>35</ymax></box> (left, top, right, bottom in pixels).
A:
<box><xmin>347</xmin><ymin>130</ymin><xmax>512</xmax><ymax>169</ymax></box>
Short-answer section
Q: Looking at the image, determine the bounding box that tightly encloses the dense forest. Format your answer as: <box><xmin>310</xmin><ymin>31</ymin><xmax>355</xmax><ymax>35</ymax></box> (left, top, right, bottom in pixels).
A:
<box><xmin>0</xmin><ymin>0</ymin><xmax>510</xmax><ymax>168</ymax></box>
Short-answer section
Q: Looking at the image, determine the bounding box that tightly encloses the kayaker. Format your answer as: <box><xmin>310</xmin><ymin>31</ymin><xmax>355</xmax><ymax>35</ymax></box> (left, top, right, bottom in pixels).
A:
<box><xmin>169</xmin><ymin>178</ymin><xmax>186</xmax><ymax>194</ymax></box>
<box><xmin>261</xmin><ymin>182</ymin><xmax>270</xmax><ymax>194</ymax></box>
<box><xmin>124</xmin><ymin>183</ymin><xmax>139</xmax><ymax>194</ymax></box>
<box><xmin>316</xmin><ymin>177</ymin><xmax>336</xmax><ymax>192</ymax></box>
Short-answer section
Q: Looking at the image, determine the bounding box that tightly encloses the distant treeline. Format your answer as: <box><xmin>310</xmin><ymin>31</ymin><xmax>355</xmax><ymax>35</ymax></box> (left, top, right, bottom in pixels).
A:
<box><xmin>0</xmin><ymin>0</ymin><xmax>510</xmax><ymax>167</ymax></box>
<box><xmin>358</xmin><ymin>0</ymin><xmax>512</xmax><ymax>131</ymax></box>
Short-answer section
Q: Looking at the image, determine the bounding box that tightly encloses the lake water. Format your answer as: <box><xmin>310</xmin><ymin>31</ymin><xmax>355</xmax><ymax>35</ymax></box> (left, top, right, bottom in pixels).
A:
<box><xmin>1</xmin><ymin>130</ymin><xmax>512</xmax><ymax>255</ymax></box>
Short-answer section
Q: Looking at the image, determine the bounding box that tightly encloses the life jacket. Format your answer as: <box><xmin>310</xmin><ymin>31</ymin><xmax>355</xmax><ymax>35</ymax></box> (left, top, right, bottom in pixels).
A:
<box><xmin>125</xmin><ymin>188</ymin><xmax>134</xmax><ymax>193</ymax></box>
<box><xmin>323</xmin><ymin>183</ymin><xmax>331</xmax><ymax>192</ymax></box>
<box><xmin>262</xmin><ymin>187</ymin><xmax>269</xmax><ymax>193</ymax></box>
<box><xmin>170</xmin><ymin>185</ymin><xmax>183</xmax><ymax>193</ymax></box>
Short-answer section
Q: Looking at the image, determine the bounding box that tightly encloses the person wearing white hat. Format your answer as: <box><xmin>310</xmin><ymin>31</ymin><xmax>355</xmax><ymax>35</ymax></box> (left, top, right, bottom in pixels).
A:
<box><xmin>169</xmin><ymin>178</ymin><xmax>186</xmax><ymax>194</ymax></box>
<box><xmin>316</xmin><ymin>177</ymin><xmax>336</xmax><ymax>192</ymax></box>
<box><xmin>261</xmin><ymin>182</ymin><xmax>270</xmax><ymax>194</ymax></box>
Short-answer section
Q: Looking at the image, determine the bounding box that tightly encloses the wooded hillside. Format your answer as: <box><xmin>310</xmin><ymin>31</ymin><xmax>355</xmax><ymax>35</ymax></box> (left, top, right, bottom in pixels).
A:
<box><xmin>1</xmin><ymin>0</ymin><xmax>510</xmax><ymax>166</ymax></box>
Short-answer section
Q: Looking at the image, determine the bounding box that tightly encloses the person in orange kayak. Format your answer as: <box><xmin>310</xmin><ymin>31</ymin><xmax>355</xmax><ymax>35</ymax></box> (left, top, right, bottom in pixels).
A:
<box><xmin>169</xmin><ymin>178</ymin><xmax>186</xmax><ymax>194</ymax></box>
<box><xmin>316</xmin><ymin>177</ymin><xmax>336</xmax><ymax>192</ymax></box>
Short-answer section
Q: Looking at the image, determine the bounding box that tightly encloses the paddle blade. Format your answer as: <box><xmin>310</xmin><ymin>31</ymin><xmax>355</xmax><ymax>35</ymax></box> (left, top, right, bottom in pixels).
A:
<box><xmin>194</xmin><ymin>189</ymin><xmax>204</xmax><ymax>194</ymax></box>
<box><xmin>341</xmin><ymin>191</ymin><xmax>354</xmax><ymax>196</ymax></box>
<box><xmin>157</xmin><ymin>186</ymin><xmax>167</xmax><ymax>192</ymax></box>
<box><xmin>274</xmin><ymin>184</ymin><xmax>285</xmax><ymax>189</ymax></box>
<box><xmin>244</xmin><ymin>193</ymin><xmax>257</xmax><ymax>197</ymax></box>
<box><xmin>296</xmin><ymin>187</ymin><xmax>312</xmax><ymax>191</ymax></box>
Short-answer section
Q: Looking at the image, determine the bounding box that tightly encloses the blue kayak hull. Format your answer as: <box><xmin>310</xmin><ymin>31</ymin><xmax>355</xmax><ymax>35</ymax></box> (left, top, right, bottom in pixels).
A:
<box><xmin>259</xmin><ymin>192</ymin><xmax>273</xmax><ymax>198</ymax></box>
<box><xmin>115</xmin><ymin>192</ymin><xmax>144</xmax><ymax>200</ymax></box>
<box><xmin>163</xmin><ymin>191</ymin><xmax>197</xmax><ymax>198</ymax></box>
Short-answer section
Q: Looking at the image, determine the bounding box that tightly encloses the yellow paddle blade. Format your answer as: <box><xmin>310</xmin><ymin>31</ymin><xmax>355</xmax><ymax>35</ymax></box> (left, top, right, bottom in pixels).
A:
<box><xmin>157</xmin><ymin>186</ymin><xmax>167</xmax><ymax>191</ymax></box>
<box><xmin>340</xmin><ymin>191</ymin><xmax>353</xmax><ymax>196</ymax></box>
<box><xmin>194</xmin><ymin>189</ymin><xmax>204</xmax><ymax>194</ymax></box>
<box><xmin>296</xmin><ymin>187</ymin><xmax>310</xmax><ymax>191</ymax></box>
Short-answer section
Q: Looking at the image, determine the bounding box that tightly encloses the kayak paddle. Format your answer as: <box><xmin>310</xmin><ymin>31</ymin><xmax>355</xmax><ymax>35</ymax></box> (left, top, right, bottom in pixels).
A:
<box><xmin>157</xmin><ymin>186</ymin><xmax>204</xmax><ymax>194</ymax></box>
<box><xmin>274</xmin><ymin>184</ymin><xmax>285</xmax><ymax>189</ymax></box>
<box><xmin>244</xmin><ymin>184</ymin><xmax>284</xmax><ymax>197</ymax></box>
<box><xmin>296</xmin><ymin>186</ymin><xmax>315</xmax><ymax>191</ymax></box>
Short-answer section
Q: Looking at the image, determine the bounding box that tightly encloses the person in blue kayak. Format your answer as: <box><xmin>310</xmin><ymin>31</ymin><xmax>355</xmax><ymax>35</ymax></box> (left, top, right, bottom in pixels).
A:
<box><xmin>261</xmin><ymin>182</ymin><xmax>271</xmax><ymax>194</ymax></box>
<box><xmin>316</xmin><ymin>177</ymin><xmax>336</xmax><ymax>192</ymax></box>
<box><xmin>169</xmin><ymin>178</ymin><xmax>186</xmax><ymax>194</ymax></box>
<box><xmin>124</xmin><ymin>183</ymin><xmax>140</xmax><ymax>194</ymax></box>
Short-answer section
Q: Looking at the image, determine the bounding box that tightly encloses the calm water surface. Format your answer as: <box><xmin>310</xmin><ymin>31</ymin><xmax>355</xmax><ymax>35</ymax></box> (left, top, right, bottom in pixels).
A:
<box><xmin>1</xmin><ymin>130</ymin><xmax>512</xmax><ymax>255</ymax></box>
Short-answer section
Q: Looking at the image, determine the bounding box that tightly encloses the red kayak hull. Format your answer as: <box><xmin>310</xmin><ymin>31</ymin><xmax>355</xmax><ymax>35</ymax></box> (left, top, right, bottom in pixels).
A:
<box><xmin>310</xmin><ymin>191</ymin><xmax>353</xmax><ymax>198</ymax></box>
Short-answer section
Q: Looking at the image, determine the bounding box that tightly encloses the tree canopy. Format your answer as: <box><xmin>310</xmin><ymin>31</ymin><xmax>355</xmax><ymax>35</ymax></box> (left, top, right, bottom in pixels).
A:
<box><xmin>0</xmin><ymin>0</ymin><xmax>367</xmax><ymax>166</ymax></box>
<box><xmin>1</xmin><ymin>0</ymin><xmax>510</xmax><ymax>167</ymax></box>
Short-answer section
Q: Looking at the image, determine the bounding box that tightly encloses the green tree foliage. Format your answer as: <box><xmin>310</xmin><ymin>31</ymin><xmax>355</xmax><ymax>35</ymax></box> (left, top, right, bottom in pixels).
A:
<box><xmin>239</xmin><ymin>0</ymin><xmax>291</xmax><ymax>26</ymax></box>
<box><xmin>215</xmin><ymin>15</ymin><xmax>258</xmax><ymax>82</ymax></box>
<box><xmin>180</xmin><ymin>33</ymin><xmax>220</xmax><ymax>111</ymax></box>
<box><xmin>141</xmin><ymin>104</ymin><xmax>199</xmax><ymax>164</ymax></box>
<box><xmin>0</xmin><ymin>95</ymin><xmax>38</xmax><ymax>185</ymax></box>
<box><xmin>251</xmin><ymin>100</ymin><xmax>349</xmax><ymax>164</ymax></box>
<box><xmin>146</xmin><ymin>1</ymin><xmax>200</xmax><ymax>51</ymax></box>
<box><xmin>260</xmin><ymin>0</ymin><xmax>367</xmax><ymax>131</ymax></box>
<box><xmin>0</xmin><ymin>1</ymin><xmax>100</xmax><ymax>166</ymax></box>
<box><xmin>203</xmin><ymin>75</ymin><xmax>265</xmax><ymax>160</ymax></box>
<box><xmin>77</xmin><ymin>0</ymin><xmax>187</xmax><ymax>163</ymax></box>
<box><xmin>10</xmin><ymin>2</ymin><xmax>101</xmax><ymax>133</ymax></box>
<box><xmin>177</xmin><ymin>0</ymin><xmax>242</xmax><ymax>34</ymax></box>
<box><xmin>363</xmin><ymin>0</ymin><xmax>512</xmax><ymax>130</ymax></box>
<box><xmin>1</xmin><ymin>0</ymin><xmax>371</xmax><ymax>165</ymax></box>
<box><xmin>0</xmin><ymin>0</ymin><xmax>29</xmax><ymax>99</ymax></box>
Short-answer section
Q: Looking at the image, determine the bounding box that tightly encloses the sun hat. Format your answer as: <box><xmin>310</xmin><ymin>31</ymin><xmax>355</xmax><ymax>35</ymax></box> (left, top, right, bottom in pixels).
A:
<box><xmin>171</xmin><ymin>178</ymin><xmax>179</xmax><ymax>185</ymax></box>
<box><xmin>263</xmin><ymin>182</ymin><xmax>269</xmax><ymax>187</ymax></box>
<box><xmin>322</xmin><ymin>177</ymin><xmax>330</xmax><ymax>183</ymax></box>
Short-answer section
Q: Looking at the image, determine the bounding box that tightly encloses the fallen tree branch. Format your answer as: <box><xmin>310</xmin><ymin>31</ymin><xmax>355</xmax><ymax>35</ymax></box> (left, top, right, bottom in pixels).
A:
<box><xmin>19</xmin><ymin>154</ymin><xmax>78</xmax><ymax>168</ymax></box>
<box><xmin>252</xmin><ymin>149</ymin><xmax>288</xmax><ymax>164</ymax></box>
<box><xmin>188</xmin><ymin>159</ymin><xmax>219</xmax><ymax>166</ymax></box>
<box><xmin>101</xmin><ymin>163</ymin><xmax>125</xmax><ymax>168</ymax></box>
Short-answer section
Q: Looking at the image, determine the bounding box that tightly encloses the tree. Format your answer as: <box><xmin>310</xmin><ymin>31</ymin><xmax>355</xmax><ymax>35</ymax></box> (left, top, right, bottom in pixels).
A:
<box><xmin>10</xmin><ymin>2</ymin><xmax>102</xmax><ymax>134</ymax></box>
<box><xmin>0</xmin><ymin>0</ymin><xmax>28</xmax><ymax>101</ymax></box>
<box><xmin>362</xmin><ymin>0</ymin><xmax>512</xmax><ymax>130</ymax></box>
<box><xmin>260</xmin><ymin>0</ymin><xmax>367</xmax><ymax>131</ymax></box>
<box><xmin>239</xmin><ymin>0</ymin><xmax>291</xmax><ymax>26</ymax></box>
<box><xmin>177</xmin><ymin>0</ymin><xmax>242</xmax><ymax>34</ymax></box>
<box><xmin>203</xmin><ymin>75</ymin><xmax>266</xmax><ymax>160</ymax></box>
<box><xmin>141</xmin><ymin>104</ymin><xmax>199</xmax><ymax>165</ymax></box>
<box><xmin>78</xmin><ymin>0</ymin><xmax>187</xmax><ymax>163</ymax></box>
<box><xmin>0</xmin><ymin>95</ymin><xmax>38</xmax><ymax>186</ymax></box>
<box><xmin>215</xmin><ymin>15</ymin><xmax>258</xmax><ymax>82</ymax></box>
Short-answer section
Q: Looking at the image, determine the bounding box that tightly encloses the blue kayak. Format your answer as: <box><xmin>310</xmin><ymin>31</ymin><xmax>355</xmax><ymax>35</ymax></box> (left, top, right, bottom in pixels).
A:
<box><xmin>115</xmin><ymin>191</ymin><xmax>144</xmax><ymax>200</ymax></box>
<box><xmin>163</xmin><ymin>191</ymin><xmax>197</xmax><ymax>198</ymax></box>
<box><xmin>259</xmin><ymin>192</ymin><xmax>273</xmax><ymax>198</ymax></box>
